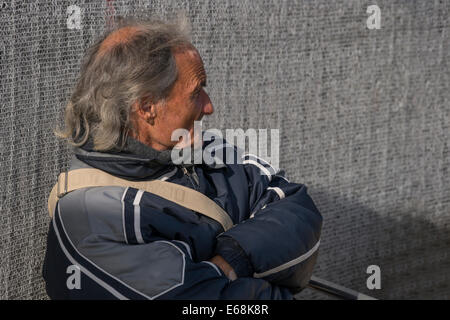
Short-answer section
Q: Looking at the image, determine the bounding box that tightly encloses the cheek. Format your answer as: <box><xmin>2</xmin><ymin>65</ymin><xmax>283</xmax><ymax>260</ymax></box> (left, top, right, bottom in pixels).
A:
<box><xmin>167</xmin><ymin>109</ymin><xmax>193</xmax><ymax>133</ymax></box>
<box><xmin>185</xmin><ymin>99</ymin><xmax>200</xmax><ymax>124</ymax></box>
<box><xmin>160</xmin><ymin>98</ymin><xmax>198</xmax><ymax>135</ymax></box>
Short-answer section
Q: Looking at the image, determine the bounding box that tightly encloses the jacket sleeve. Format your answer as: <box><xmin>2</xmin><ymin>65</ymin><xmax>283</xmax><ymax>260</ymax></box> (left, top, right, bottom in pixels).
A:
<box><xmin>214</xmin><ymin>154</ymin><xmax>323</xmax><ymax>294</ymax></box>
<box><xmin>76</xmin><ymin>233</ymin><xmax>295</xmax><ymax>300</ymax></box>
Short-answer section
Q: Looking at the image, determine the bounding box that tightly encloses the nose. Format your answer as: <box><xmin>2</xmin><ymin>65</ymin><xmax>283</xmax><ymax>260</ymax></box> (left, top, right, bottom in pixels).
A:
<box><xmin>201</xmin><ymin>89</ymin><xmax>214</xmax><ymax>115</ymax></box>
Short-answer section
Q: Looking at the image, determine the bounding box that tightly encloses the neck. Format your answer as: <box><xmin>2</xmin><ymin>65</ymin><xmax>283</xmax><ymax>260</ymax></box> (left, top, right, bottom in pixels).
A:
<box><xmin>129</xmin><ymin>123</ymin><xmax>171</xmax><ymax>152</ymax></box>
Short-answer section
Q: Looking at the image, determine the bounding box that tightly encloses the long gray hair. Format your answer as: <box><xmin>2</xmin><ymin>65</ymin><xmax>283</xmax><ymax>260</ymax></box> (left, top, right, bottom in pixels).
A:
<box><xmin>55</xmin><ymin>16</ymin><xmax>192</xmax><ymax>151</ymax></box>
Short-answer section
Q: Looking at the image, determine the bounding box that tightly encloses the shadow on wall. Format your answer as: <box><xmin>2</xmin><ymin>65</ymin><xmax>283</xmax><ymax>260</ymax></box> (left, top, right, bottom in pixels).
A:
<box><xmin>296</xmin><ymin>187</ymin><xmax>450</xmax><ymax>300</ymax></box>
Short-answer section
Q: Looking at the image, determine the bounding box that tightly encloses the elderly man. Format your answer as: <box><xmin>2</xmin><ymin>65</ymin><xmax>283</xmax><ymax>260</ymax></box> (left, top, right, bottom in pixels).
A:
<box><xmin>42</xmin><ymin>18</ymin><xmax>322</xmax><ymax>300</ymax></box>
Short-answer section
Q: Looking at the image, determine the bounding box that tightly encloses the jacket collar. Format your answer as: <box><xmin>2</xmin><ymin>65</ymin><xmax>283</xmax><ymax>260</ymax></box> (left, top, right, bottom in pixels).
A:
<box><xmin>72</xmin><ymin>134</ymin><xmax>224</xmax><ymax>180</ymax></box>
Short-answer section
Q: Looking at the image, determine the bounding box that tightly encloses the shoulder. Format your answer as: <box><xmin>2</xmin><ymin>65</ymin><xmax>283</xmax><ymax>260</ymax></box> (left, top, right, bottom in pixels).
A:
<box><xmin>57</xmin><ymin>186</ymin><xmax>128</xmax><ymax>245</ymax></box>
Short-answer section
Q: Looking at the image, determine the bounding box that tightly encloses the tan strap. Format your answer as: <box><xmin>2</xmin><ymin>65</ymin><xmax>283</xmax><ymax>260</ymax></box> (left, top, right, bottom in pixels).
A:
<box><xmin>47</xmin><ymin>168</ymin><xmax>234</xmax><ymax>232</ymax></box>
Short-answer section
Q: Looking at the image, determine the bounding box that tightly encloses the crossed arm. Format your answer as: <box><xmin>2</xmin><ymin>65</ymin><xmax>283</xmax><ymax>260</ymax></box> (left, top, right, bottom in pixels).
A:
<box><xmin>208</xmin><ymin>155</ymin><xmax>323</xmax><ymax>293</ymax></box>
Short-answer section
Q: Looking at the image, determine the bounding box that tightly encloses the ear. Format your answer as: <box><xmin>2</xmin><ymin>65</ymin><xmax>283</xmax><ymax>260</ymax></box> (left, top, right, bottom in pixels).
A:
<box><xmin>133</xmin><ymin>97</ymin><xmax>157</xmax><ymax>125</ymax></box>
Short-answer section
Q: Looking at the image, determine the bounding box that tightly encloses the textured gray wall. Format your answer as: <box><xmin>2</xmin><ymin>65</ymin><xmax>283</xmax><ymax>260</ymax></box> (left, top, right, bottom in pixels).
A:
<box><xmin>0</xmin><ymin>0</ymin><xmax>449</xmax><ymax>299</ymax></box>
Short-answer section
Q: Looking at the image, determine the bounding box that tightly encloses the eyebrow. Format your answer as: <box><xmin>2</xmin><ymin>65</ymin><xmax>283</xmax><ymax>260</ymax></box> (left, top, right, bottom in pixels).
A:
<box><xmin>197</xmin><ymin>70</ymin><xmax>207</xmax><ymax>86</ymax></box>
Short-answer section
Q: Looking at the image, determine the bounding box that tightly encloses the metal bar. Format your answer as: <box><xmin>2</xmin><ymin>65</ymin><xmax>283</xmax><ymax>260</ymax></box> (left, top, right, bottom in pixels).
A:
<box><xmin>308</xmin><ymin>276</ymin><xmax>377</xmax><ymax>300</ymax></box>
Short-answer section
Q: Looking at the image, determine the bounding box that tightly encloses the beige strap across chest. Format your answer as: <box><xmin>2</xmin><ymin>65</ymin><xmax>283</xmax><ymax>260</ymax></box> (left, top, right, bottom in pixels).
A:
<box><xmin>47</xmin><ymin>168</ymin><xmax>234</xmax><ymax>232</ymax></box>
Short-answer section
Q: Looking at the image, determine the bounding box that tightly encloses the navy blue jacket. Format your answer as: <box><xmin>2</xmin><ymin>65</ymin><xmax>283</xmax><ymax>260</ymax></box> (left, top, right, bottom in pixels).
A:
<box><xmin>42</xmin><ymin>136</ymin><xmax>322</xmax><ymax>299</ymax></box>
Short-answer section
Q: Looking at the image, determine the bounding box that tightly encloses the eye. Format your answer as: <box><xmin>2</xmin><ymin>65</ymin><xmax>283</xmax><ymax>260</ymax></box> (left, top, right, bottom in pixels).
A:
<box><xmin>191</xmin><ymin>88</ymin><xmax>201</xmax><ymax>100</ymax></box>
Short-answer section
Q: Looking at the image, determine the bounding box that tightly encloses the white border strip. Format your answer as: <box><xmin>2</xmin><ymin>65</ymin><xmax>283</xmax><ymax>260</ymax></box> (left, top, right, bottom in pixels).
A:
<box><xmin>121</xmin><ymin>187</ymin><xmax>129</xmax><ymax>244</ymax></box>
<box><xmin>158</xmin><ymin>167</ymin><xmax>178</xmax><ymax>181</ymax></box>
<box><xmin>56</xmin><ymin>204</ymin><xmax>187</xmax><ymax>300</ymax></box>
<box><xmin>243</xmin><ymin>153</ymin><xmax>279</xmax><ymax>174</ymax></box>
<box><xmin>253</xmin><ymin>239</ymin><xmax>321</xmax><ymax>278</ymax></box>
<box><xmin>53</xmin><ymin>217</ymin><xmax>128</xmax><ymax>299</ymax></box>
<box><xmin>133</xmin><ymin>190</ymin><xmax>145</xmax><ymax>244</ymax></box>
<box><xmin>150</xmin><ymin>241</ymin><xmax>186</xmax><ymax>299</ymax></box>
<box><xmin>173</xmin><ymin>240</ymin><xmax>192</xmax><ymax>259</ymax></box>
<box><xmin>55</xmin><ymin>203</ymin><xmax>152</xmax><ymax>299</ymax></box>
<box><xmin>202</xmin><ymin>261</ymin><xmax>222</xmax><ymax>276</ymax></box>
<box><xmin>267</xmin><ymin>187</ymin><xmax>285</xmax><ymax>199</ymax></box>
<box><xmin>275</xmin><ymin>174</ymin><xmax>290</xmax><ymax>183</ymax></box>
<box><xmin>242</xmin><ymin>160</ymin><xmax>273</xmax><ymax>181</ymax></box>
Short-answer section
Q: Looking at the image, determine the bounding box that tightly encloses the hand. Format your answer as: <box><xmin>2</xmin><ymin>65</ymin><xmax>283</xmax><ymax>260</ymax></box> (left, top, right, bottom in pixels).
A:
<box><xmin>208</xmin><ymin>255</ymin><xmax>237</xmax><ymax>281</ymax></box>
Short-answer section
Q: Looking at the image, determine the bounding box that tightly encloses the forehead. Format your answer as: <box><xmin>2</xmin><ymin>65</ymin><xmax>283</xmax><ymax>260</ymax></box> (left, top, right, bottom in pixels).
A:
<box><xmin>173</xmin><ymin>49</ymin><xmax>206</xmax><ymax>90</ymax></box>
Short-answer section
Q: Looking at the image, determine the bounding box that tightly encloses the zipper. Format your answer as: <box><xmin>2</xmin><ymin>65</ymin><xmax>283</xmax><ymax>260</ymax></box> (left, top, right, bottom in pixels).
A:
<box><xmin>181</xmin><ymin>165</ymin><xmax>200</xmax><ymax>190</ymax></box>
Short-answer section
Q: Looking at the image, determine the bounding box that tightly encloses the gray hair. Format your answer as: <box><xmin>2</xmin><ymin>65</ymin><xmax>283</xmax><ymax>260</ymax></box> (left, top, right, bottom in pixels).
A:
<box><xmin>55</xmin><ymin>16</ymin><xmax>192</xmax><ymax>151</ymax></box>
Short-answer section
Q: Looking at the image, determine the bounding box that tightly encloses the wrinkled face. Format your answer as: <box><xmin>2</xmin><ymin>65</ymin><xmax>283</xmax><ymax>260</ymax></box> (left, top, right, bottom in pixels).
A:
<box><xmin>150</xmin><ymin>48</ymin><xmax>214</xmax><ymax>150</ymax></box>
